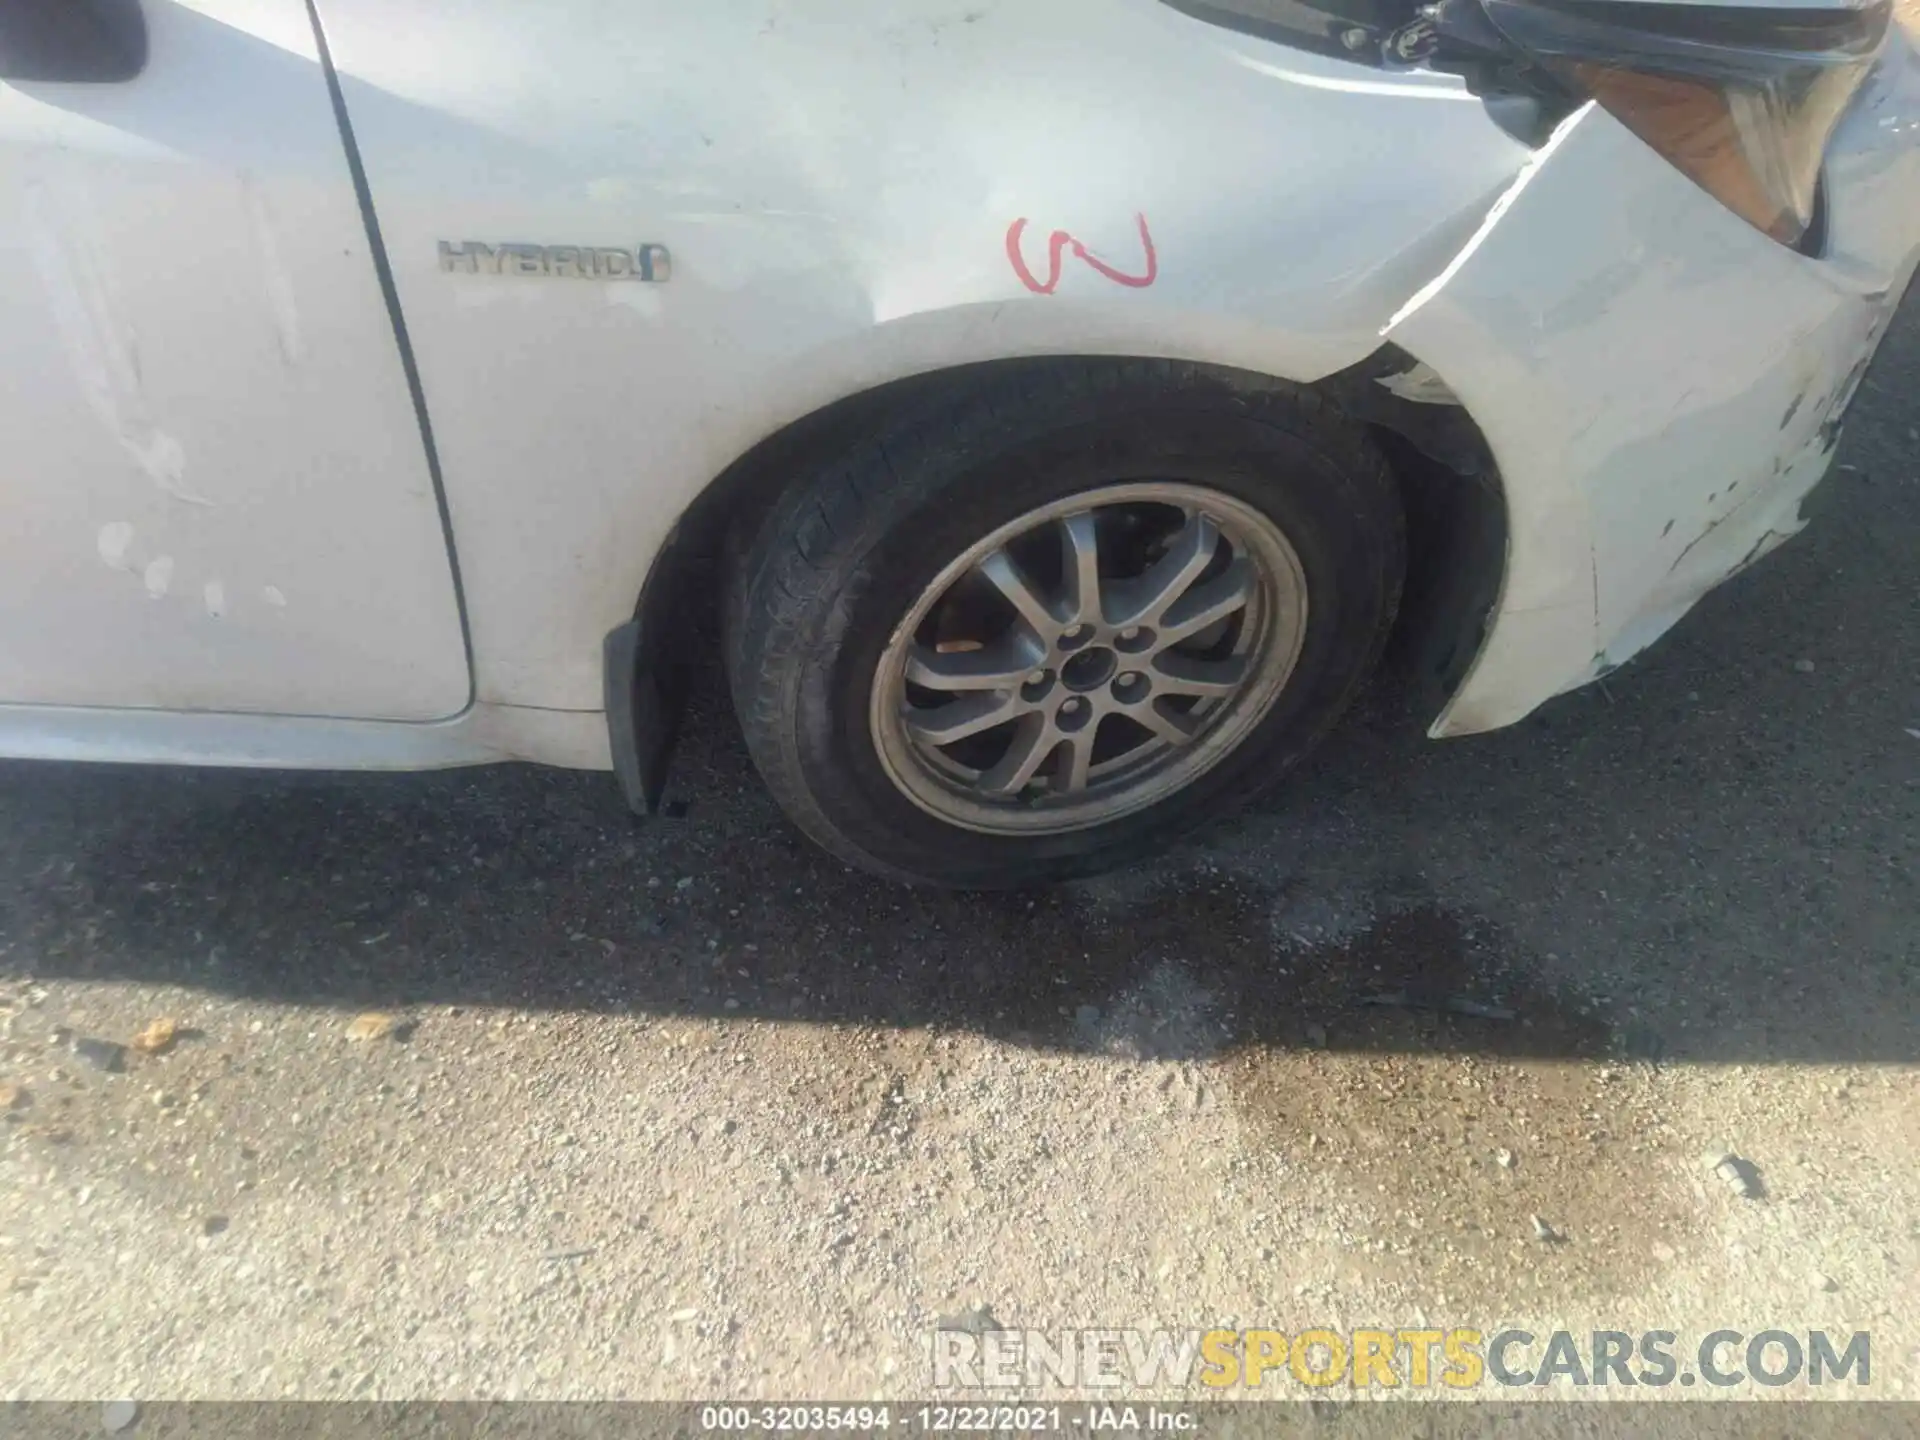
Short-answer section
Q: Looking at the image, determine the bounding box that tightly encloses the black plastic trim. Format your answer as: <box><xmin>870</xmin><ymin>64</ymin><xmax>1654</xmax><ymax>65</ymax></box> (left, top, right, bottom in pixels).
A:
<box><xmin>303</xmin><ymin>0</ymin><xmax>477</xmax><ymax>714</ymax></box>
<box><xmin>603</xmin><ymin>618</ymin><xmax>683</xmax><ymax>815</ymax></box>
<box><xmin>1159</xmin><ymin>0</ymin><xmax>1403</xmax><ymax>66</ymax></box>
<box><xmin>1795</xmin><ymin>172</ymin><xmax>1831</xmax><ymax>258</ymax></box>
<box><xmin>1508</xmin><ymin>0</ymin><xmax>1888</xmax><ymax>51</ymax></box>
<box><xmin>0</xmin><ymin>0</ymin><xmax>147</xmax><ymax>83</ymax></box>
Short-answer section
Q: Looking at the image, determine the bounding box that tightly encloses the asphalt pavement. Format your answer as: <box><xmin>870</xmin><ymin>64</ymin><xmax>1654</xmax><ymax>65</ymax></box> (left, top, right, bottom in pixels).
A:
<box><xmin>0</xmin><ymin>286</ymin><xmax>1915</xmax><ymax>1405</ymax></box>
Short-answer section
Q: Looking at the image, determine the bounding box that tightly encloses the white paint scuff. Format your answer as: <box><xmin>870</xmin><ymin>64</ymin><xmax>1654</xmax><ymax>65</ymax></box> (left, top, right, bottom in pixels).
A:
<box><xmin>23</xmin><ymin>176</ymin><xmax>211</xmax><ymax>506</ymax></box>
<box><xmin>96</xmin><ymin>521</ymin><xmax>135</xmax><ymax>571</ymax></box>
<box><xmin>203</xmin><ymin>579</ymin><xmax>226</xmax><ymax>618</ymax></box>
<box><xmin>143</xmin><ymin>556</ymin><xmax>174</xmax><ymax>599</ymax></box>
<box><xmin>261</xmin><ymin>585</ymin><xmax>287</xmax><ymax>607</ymax></box>
<box><xmin>243</xmin><ymin>177</ymin><xmax>305</xmax><ymax>366</ymax></box>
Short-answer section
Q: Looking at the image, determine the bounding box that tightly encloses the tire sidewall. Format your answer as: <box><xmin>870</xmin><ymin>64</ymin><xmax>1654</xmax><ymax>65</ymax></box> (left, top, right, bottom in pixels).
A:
<box><xmin>781</xmin><ymin>398</ymin><xmax>1399</xmax><ymax>887</ymax></box>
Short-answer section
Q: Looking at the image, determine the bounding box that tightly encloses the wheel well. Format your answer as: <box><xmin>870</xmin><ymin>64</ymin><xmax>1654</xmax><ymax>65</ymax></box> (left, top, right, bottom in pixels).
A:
<box><xmin>1316</xmin><ymin>345</ymin><xmax>1511</xmax><ymax>710</ymax></box>
<box><xmin>620</xmin><ymin>351</ymin><xmax>1507</xmax><ymax>792</ymax></box>
<box><xmin>631</xmin><ymin>364</ymin><xmax>991</xmax><ymax>669</ymax></box>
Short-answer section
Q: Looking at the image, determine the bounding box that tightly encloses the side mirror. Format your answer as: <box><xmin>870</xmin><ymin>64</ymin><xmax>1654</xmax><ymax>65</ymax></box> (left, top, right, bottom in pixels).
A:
<box><xmin>0</xmin><ymin>0</ymin><xmax>147</xmax><ymax>83</ymax></box>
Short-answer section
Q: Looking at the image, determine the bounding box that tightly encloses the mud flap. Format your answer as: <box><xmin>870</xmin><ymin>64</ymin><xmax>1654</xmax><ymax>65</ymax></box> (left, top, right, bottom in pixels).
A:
<box><xmin>603</xmin><ymin>617</ymin><xmax>686</xmax><ymax>816</ymax></box>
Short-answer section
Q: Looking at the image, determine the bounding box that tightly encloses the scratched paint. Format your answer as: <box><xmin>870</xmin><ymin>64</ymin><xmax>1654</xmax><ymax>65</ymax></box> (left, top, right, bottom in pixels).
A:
<box><xmin>261</xmin><ymin>585</ymin><xmax>287</xmax><ymax>608</ymax></box>
<box><xmin>96</xmin><ymin>522</ymin><xmax>136</xmax><ymax>572</ymax></box>
<box><xmin>242</xmin><ymin>176</ymin><xmax>305</xmax><ymax>366</ymax></box>
<box><xmin>22</xmin><ymin>177</ymin><xmax>212</xmax><ymax>507</ymax></box>
<box><xmin>143</xmin><ymin>556</ymin><xmax>174</xmax><ymax>599</ymax></box>
<box><xmin>1005</xmin><ymin>214</ymin><xmax>1158</xmax><ymax>295</ymax></box>
<box><xmin>203</xmin><ymin>579</ymin><xmax>227</xmax><ymax>618</ymax></box>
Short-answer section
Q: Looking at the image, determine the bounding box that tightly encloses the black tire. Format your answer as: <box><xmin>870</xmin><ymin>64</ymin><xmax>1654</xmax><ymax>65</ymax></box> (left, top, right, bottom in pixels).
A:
<box><xmin>725</xmin><ymin>358</ymin><xmax>1404</xmax><ymax>888</ymax></box>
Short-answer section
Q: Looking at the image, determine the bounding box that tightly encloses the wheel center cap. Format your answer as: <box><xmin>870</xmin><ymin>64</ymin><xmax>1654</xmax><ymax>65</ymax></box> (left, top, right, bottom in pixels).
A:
<box><xmin>1061</xmin><ymin>646</ymin><xmax>1117</xmax><ymax>693</ymax></box>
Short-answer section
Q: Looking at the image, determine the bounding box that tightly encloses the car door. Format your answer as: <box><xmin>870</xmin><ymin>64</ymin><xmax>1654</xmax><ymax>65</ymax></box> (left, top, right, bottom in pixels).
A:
<box><xmin>0</xmin><ymin>0</ymin><xmax>468</xmax><ymax>720</ymax></box>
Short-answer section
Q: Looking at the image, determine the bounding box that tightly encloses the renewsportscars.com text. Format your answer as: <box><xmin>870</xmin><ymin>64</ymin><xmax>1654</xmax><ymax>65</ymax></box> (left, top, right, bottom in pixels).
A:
<box><xmin>931</xmin><ymin>1327</ymin><xmax>1872</xmax><ymax>1391</ymax></box>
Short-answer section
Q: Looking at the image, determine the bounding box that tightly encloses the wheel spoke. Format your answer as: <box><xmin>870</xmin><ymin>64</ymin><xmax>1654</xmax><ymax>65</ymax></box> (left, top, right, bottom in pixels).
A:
<box><xmin>905</xmin><ymin>691</ymin><xmax>1021</xmax><ymax>746</ymax></box>
<box><xmin>1060</xmin><ymin>511</ymin><xmax>1103</xmax><ymax>626</ymax></box>
<box><xmin>1130</xmin><ymin>698</ymin><xmax>1199</xmax><ymax>747</ymax></box>
<box><xmin>1150</xmin><ymin>651</ymin><xmax>1247</xmax><ymax>699</ymax></box>
<box><xmin>1057</xmin><ymin>726</ymin><xmax>1097</xmax><ymax>792</ymax></box>
<box><xmin>1155</xmin><ymin>557</ymin><xmax>1253</xmax><ymax>647</ymax></box>
<box><xmin>1108</xmin><ymin>513</ymin><xmax>1221</xmax><ymax>629</ymax></box>
<box><xmin>977</xmin><ymin>712</ymin><xmax>1059</xmax><ymax>794</ymax></box>
<box><xmin>876</xmin><ymin>481</ymin><xmax>1306</xmax><ymax>834</ymax></box>
<box><xmin>976</xmin><ymin>549</ymin><xmax>1063</xmax><ymax>640</ymax></box>
<box><xmin>906</xmin><ymin>635</ymin><xmax>1043</xmax><ymax>692</ymax></box>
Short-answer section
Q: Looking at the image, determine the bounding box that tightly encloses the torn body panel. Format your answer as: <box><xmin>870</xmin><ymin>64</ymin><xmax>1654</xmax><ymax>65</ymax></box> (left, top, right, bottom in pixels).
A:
<box><xmin>1388</xmin><ymin>34</ymin><xmax>1920</xmax><ymax>736</ymax></box>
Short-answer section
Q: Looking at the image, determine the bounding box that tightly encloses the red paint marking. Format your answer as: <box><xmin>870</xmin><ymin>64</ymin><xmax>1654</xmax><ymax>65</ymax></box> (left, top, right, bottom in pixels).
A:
<box><xmin>1005</xmin><ymin>213</ymin><xmax>1157</xmax><ymax>295</ymax></box>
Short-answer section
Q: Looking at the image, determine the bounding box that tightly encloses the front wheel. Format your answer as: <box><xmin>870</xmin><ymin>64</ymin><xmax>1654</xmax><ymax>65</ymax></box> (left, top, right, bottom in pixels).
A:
<box><xmin>726</xmin><ymin>361</ymin><xmax>1405</xmax><ymax>888</ymax></box>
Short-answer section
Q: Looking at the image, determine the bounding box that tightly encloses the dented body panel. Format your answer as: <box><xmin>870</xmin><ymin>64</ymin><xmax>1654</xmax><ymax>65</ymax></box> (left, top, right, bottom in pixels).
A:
<box><xmin>0</xmin><ymin>0</ymin><xmax>1913</xmax><ymax>774</ymax></box>
<box><xmin>1393</xmin><ymin>37</ymin><xmax>1920</xmax><ymax>734</ymax></box>
<box><xmin>0</xmin><ymin>0</ymin><xmax>468</xmax><ymax>721</ymax></box>
<box><xmin>310</xmin><ymin>0</ymin><xmax>1531</xmax><ymax>714</ymax></box>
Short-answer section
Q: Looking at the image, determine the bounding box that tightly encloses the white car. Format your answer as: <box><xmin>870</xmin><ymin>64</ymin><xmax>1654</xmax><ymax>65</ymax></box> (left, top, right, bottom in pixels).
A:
<box><xmin>2</xmin><ymin>0</ymin><xmax>1914</xmax><ymax>886</ymax></box>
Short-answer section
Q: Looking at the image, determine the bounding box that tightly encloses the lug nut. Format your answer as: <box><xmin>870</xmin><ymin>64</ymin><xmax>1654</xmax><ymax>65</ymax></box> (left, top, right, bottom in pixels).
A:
<box><xmin>1028</xmin><ymin>671</ymin><xmax>1047</xmax><ymax>685</ymax></box>
<box><xmin>1120</xmin><ymin>627</ymin><xmax>1140</xmax><ymax>641</ymax></box>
